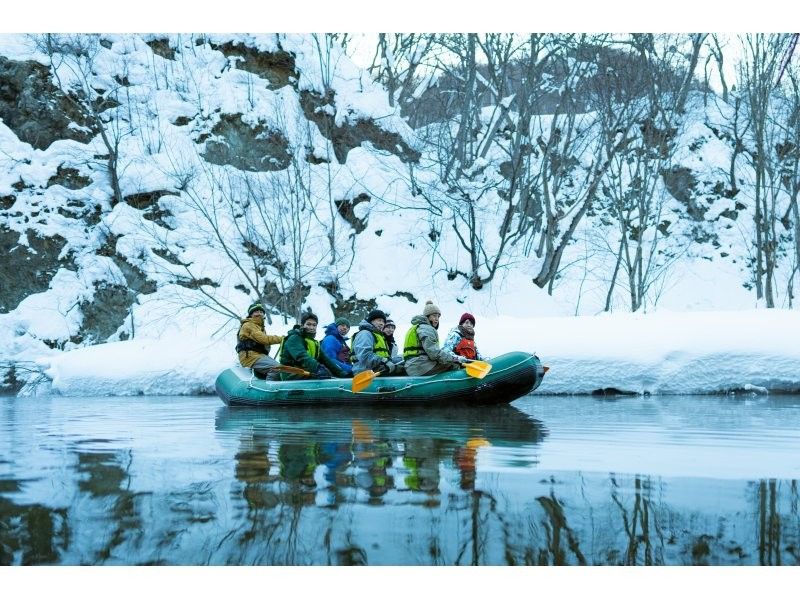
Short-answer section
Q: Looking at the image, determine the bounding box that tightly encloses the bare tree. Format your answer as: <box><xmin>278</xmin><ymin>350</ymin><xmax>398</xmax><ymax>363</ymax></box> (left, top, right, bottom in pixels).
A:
<box><xmin>594</xmin><ymin>34</ymin><xmax>701</xmax><ymax>311</ymax></box>
<box><xmin>528</xmin><ymin>35</ymin><xmax>645</xmax><ymax>294</ymax></box>
<box><xmin>674</xmin><ymin>33</ymin><xmax>709</xmax><ymax>114</ymax></box>
<box><xmin>771</xmin><ymin>60</ymin><xmax>800</xmax><ymax>306</ymax></box>
<box><xmin>367</xmin><ymin>34</ymin><xmax>438</xmax><ymax>109</ymax></box>
<box><xmin>31</xmin><ymin>34</ymin><xmax>131</xmax><ymax>206</ymax></box>
<box><xmin>708</xmin><ymin>34</ymin><xmax>730</xmax><ymax>104</ymax></box>
<box><xmin>738</xmin><ymin>33</ymin><xmax>795</xmax><ymax>306</ymax></box>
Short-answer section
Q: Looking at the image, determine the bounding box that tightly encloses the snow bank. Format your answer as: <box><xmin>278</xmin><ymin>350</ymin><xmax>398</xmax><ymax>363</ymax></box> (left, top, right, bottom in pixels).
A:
<box><xmin>21</xmin><ymin>308</ymin><xmax>800</xmax><ymax>397</ymax></box>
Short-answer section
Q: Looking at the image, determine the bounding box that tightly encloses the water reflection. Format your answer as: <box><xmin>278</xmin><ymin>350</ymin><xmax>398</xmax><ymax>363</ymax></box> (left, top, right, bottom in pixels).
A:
<box><xmin>213</xmin><ymin>405</ymin><xmax>546</xmax><ymax>565</ymax></box>
<box><xmin>219</xmin><ymin>404</ymin><xmax>545</xmax><ymax>503</ymax></box>
<box><xmin>1</xmin><ymin>395</ymin><xmax>799</xmax><ymax>564</ymax></box>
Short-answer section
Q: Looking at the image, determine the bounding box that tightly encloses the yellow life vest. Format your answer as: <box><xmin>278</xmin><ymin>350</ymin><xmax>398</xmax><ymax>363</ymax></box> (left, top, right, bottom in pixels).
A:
<box><xmin>349</xmin><ymin>329</ymin><xmax>389</xmax><ymax>362</ymax></box>
<box><xmin>404</xmin><ymin>325</ymin><xmax>426</xmax><ymax>359</ymax></box>
<box><xmin>277</xmin><ymin>335</ymin><xmax>319</xmax><ymax>362</ymax></box>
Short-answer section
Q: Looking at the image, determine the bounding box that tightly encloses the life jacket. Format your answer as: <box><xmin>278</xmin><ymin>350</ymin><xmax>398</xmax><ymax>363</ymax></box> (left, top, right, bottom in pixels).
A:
<box><xmin>336</xmin><ymin>340</ymin><xmax>351</xmax><ymax>364</ymax></box>
<box><xmin>404</xmin><ymin>325</ymin><xmax>427</xmax><ymax>359</ymax></box>
<box><xmin>349</xmin><ymin>330</ymin><xmax>389</xmax><ymax>363</ymax></box>
<box><xmin>277</xmin><ymin>334</ymin><xmax>319</xmax><ymax>362</ymax></box>
<box><xmin>235</xmin><ymin>323</ymin><xmax>268</xmax><ymax>355</ymax></box>
<box><xmin>454</xmin><ymin>336</ymin><xmax>477</xmax><ymax>360</ymax></box>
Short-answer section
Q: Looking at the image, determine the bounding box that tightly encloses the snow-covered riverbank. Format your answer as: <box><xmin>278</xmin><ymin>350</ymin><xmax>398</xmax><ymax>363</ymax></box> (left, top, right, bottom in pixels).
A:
<box><xmin>16</xmin><ymin>308</ymin><xmax>800</xmax><ymax>397</ymax></box>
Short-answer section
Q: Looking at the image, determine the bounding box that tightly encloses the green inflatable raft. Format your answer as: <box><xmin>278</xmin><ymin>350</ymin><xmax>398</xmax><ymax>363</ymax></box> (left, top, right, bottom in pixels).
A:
<box><xmin>215</xmin><ymin>351</ymin><xmax>546</xmax><ymax>407</ymax></box>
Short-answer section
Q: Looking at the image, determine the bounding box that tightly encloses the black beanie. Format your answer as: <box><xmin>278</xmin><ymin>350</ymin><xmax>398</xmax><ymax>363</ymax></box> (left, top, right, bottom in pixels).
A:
<box><xmin>366</xmin><ymin>309</ymin><xmax>388</xmax><ymax>323</ymax></box>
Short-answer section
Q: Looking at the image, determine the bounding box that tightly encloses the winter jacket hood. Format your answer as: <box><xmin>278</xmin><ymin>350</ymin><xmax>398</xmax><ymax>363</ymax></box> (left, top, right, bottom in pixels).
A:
<box><xmin>321</xmin><ymin>322</ymin><xmax>353</xmax><ymax>375</ymax></box>
<box><xmin>323</xmin><ymin>322</ymin><xmax>348</xmax><ymax>341</ymax></box>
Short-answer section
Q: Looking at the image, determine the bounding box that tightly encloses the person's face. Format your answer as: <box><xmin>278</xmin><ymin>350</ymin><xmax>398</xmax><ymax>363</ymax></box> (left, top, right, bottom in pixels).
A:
<box><xmin>337</xmin><ymin>323</ymin><xmax>350</xmax><ymax>336</ymax></box>
<box><xmin>303</xmin><ymin>319</ymin><xmax>318</xmax><ymax>334</ymax></box>
<box><xmin>428</xmin><ymin>313</ymin><xmax>440</xmax><ymax>328</ymax></box>
<box><xmin>461</xmin><ymin>320</ymin><xmax>474</xmax><ymax>332</ymax></box>
<box><xmin>383</xmin><ymin>324</ymin><xmax>395</xmax><ymax>336</ymax></box>
<box><xmin>371</xmin><ymin>318</ymin><xmax>385</xmax><ymax>331</ymax></box>
<box><xmin>251</xmin><ymin>309</ymin><xmax>264</xmax><ymax>319</ymax></box>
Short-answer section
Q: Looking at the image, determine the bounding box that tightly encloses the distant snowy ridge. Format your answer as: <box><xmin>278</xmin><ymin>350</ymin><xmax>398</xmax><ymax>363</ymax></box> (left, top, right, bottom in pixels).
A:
<box><xmin>22</xmin><ymin>309</ymin><xmax>800</xmax><ymax>397</ymax></box>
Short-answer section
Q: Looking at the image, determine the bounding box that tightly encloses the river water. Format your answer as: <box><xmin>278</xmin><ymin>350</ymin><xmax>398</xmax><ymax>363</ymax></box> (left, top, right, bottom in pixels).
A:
<box><xmin>1</xmin><ymin>392</ymin><xmax>799</xmax><ymax>565</ymax></box>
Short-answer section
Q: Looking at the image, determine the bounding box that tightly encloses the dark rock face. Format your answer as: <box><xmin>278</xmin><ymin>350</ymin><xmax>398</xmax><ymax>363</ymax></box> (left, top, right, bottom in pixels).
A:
<box><xmin>0</xmin><ymin>226</ymin><xmax>70</xmax><ymax>314</ymax></box>
<box><xmin>46</xmin><ymin>165</ymin><xmax>92</xmax><ymax>190</ymax></box>
<box><xmin>145</xmin><ymin>38</ymin><xmax>175</xmax><ymax>60</ymax></box>
<box><xmin>300</xmin><ymin>90</ymin><xmax>420</xmax><ymax>164</ymax></box>
<box><xmin>211</xmin><ymin>42</ymin><xmax>298</xmax><ymax>89</ymax></box>
<box><xmin>77</xmin><ymin>282</ymin><xmax>136</xmax><ymax>344</ymax></box>
<box><xmin>123</xmin><ymin>190</ymin><xmax>173</xmax><ymax>210</ymax></box>
<box><xmin>0</xmin><ymin>57</ymin><xmax>94</xmax><ymax>150</ymax></box>
<box><xmin>203</xmin><ymin>113</ymin><xmax>292</xmax><ymax>172</ymax></box>
<box><xmin>319</xmin><ymin>278</ymin><xmax>378</xmax><ymax>327</ymax></box>
<box><xmin>662</xmin><ymin>166</ymin><xmax>706</xmax><ymax>221</ymax></box>
<box><xmin>334</xmin><ymin>192</ymin><xmax>371</xmax><ymax>233</ymax></box>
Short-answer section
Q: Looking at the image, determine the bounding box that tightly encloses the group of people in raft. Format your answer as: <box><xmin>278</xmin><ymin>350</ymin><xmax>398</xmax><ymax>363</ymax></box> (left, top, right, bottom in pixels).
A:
<box><xmin>236</xmin><ymin>300</ymin><xmax>484</xmax><ymax>380</ymax></box>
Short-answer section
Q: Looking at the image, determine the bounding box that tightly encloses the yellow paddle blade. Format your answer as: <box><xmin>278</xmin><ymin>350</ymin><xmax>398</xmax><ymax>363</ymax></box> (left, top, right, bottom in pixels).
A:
<box><xmin>352</xmin><ymin>369</ymin><xmax>380</xmax><ymax>393</ymax></box>
<box><xmin>464</xmin><ymin>360</ymin><xmax>492</xmax><ymax>379</ymax></box>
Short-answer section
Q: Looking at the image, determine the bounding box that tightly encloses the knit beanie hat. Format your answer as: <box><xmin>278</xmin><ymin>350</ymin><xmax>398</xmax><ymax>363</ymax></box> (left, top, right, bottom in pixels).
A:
<box><xmin>383</xmin><ymin>319</ymin><xmax>396</xmax><ymax>329</ymax></box>
<box><xmin>300</xmin><ymin>311</ymin><xmax>318</xmax><ymax>324</ymax></box>
<box><xmin>247</xmin><ymin>302</ymin><xmax>265</xmax><ymax>316</ymax></box>
<box><xmin>422</xmin><ymin>300</ymin><xmax>441</xmax><ymax>317</ymax></box>
<box><xmin>459</xmin><ymin>312</ymin><xmax>476</xmax><ymax>326</ymax></box>
<box><xmin>366</xmin><ymin>309</ymin><xmax>388</xmax><ymax>323</ymax></box>
<box><xmin>334</xmin><ymin>317</ymin><xmax>351</xmax><ymax>327</ymax></box>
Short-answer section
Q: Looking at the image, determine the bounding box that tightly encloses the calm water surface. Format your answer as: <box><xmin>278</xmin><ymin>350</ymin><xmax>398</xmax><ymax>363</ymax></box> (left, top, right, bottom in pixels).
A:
<box><xmin>1</xmin><ymin>392</ymin><xmax>799</xmax><ymax>565</ymax></box>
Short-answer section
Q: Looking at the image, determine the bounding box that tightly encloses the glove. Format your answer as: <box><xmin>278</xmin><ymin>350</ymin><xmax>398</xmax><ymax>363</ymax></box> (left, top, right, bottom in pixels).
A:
<box><xmin>457</xmin><ymin>356</ymin><xmax>469</xmax><ymax>364</ymax></box>
<box><xmin>384</xmin><ymin>359</ymin><xmax>397</xmax><ymax>374</ymax></box>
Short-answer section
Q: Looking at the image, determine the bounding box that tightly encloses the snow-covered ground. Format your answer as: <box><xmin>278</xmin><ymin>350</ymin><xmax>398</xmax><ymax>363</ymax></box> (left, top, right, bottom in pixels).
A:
<box><xmin>1</xmin><ymin>33</ymin><xmax>798</xmax><ymax>399</ymax></box>
<box><xmin>17</xmin><ymin>307</ymin><xmax>800</xmax><ymax>397</ymax></box>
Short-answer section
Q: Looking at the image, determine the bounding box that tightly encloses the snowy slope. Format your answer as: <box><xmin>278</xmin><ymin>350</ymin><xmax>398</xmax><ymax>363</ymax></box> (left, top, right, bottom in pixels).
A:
<box><xmin>0</xmin><ymin>33</ymin><xmax>797</xmax><ymax>396</ymax></box>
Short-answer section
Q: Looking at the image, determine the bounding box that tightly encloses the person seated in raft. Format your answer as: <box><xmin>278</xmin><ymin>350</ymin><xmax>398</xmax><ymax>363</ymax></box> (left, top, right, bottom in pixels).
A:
<box><xmin>279</xmin><ymin>311</ymin><xmax>350</xmax><ymax>380</ymax></box>
<box><xmin>442</xmin><ymin>312</ymin><xmax>484</xmax><ymax>361</ymax></box>
<box><xmin>382</xmin><ymin>318</ymin><xmax>400</xmax><ymax>360</ymax></box>
<box><xmin>236</xmin><ymin>302</ymin><xmax>284</xmax><ymax>379</ymax></box>
<box><xmin>351</xmin><ymin>309</ymin><xmax>405</xmax><ymax>376</ymax></box>
<box><xmin>403</xmin><ymin>301</ymin><xmax>467</xmax><ymax>376</ymax></box>
<box><xmin>320</xmin><ymin>317</ymin><xmax>354</xmax><ymax>377</ymax></box>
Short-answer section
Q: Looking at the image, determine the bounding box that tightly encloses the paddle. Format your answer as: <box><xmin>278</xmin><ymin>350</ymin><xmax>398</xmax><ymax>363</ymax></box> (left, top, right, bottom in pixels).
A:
<box><xmin>271</xmin><ymin>364</ymin><xmax>311</xmax><ymax>377</ymax></box>
<box><xmin>352</xmin><ymin>369</ymin><xmax>381</xmax><ymax>393</ymax></box>
<box><xmin>463</xmin><ymin>360</ymin><xmax>492</xmax><ymax>379</ymax></box>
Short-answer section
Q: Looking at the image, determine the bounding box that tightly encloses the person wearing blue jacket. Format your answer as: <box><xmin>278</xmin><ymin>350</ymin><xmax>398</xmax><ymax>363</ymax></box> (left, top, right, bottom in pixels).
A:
<box><xmin>320</xmin><ymin>317</ymin><xmax>353</xmax><ymax>376</ymax></box>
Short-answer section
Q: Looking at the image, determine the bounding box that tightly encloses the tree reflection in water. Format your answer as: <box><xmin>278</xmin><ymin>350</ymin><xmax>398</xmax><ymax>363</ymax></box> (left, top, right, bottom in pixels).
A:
<box><xmin>1</xmin><ymin>402</ymin><xmax>799</xmax><ymax>564</ymax></box>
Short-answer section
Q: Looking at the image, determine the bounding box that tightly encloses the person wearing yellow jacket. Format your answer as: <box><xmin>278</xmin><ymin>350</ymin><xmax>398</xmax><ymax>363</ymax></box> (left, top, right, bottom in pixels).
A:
<box><xmin>236</xmin><ymin>302</ymin><xmax>283</xmax><ymax>378</ymax></box>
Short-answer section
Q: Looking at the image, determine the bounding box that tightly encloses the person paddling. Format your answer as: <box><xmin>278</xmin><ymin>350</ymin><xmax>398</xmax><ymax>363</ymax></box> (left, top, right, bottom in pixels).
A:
<box><xmin>351</xmin><ymin>309</ymin><xmax>404</xmax><ymax>376</ymax></box>
<box><xmin>403</xmin><ymin>301</ymin><xmax>466</xmax><ymax>376</ymax></box>
<box><xmin>443</xmin><ymin>312</ymin><xmax>484</xmax><ymax>361</ymax></box>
